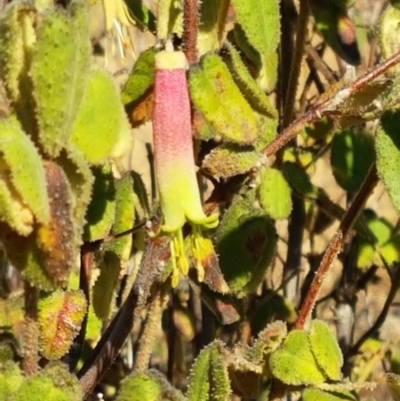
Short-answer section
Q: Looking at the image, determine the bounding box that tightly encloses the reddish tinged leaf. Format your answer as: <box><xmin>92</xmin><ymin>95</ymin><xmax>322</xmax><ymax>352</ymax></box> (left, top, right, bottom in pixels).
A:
<box><xmin>38</xmin><ymin>289</ymin><xmax>87</xmax><ymax>360</ymax></box>
<box><xmin>128</xmin><ymin>89</ymin><xmax>154</xmax><ymax>128</ymax></box>
<box><xmin>37</xmin><ymin>161</ymin><xmax>76</xmax><ymax>285</ymax></box>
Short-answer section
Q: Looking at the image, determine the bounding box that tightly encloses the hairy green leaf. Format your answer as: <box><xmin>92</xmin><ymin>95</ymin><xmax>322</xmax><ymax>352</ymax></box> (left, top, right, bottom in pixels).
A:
<box><xmin>223</xmin><ymin>42</ymin><xmax>277</xmax><ymax>119</ymax></box>
<box><xmin>331</xmin><ymin>129</ymin><xmax>374</xmax><ymax>192</ymax></box>
<box><xmin>187</xmin><ymin>341</ymin><xmax>227</xmax><ymax>401</ymax></box>
<box><xmin>0</xmin><ymin>2</ymin><xmax>36</xmax><ymax>131</ymax></box>
<box><xmin>104</xmin><ymin>173</ymin><xmax>135</xmax><ymax>260</ymax></box>
<box><xmin>309</xmin><ymin>320</ymin><xmax>343</xmax><ymax>381</ymax></box>
<box><xmin>258</xmin><ymin>167</ymin><xmax>292</xmax><ymax>220</ymax></box>
<box><xmin>197</xmin><ymin>0</ymin><xmax>230</xmax><ymax>56</ymax></box>
<box><xmin>31</xmin><ymin>4</ymin><xmax>90</xmax><ymax>156</ymax></box>
<box><xmin>189</xmin><ymin>54</ymin><xmax>258</xmax><ymax>145</ymax></box>
<box><xmin>269</xmin><ymin>330</ymin><xmax>326</xmax><ymax>386</ymax></box>
<box><xmin>202</xmin><ymin>145</ymin><xmax>260</xmax><ymax>179</ymax></box>
<box><xmin>216</xmin><ymin>196</ymin><xmax>277</xmax><ymax>296</ymax></box>
<box><xmin>92</xmin><ymin>251</ymin><xmax>121</xmax><ymax>320</ymax></box>
<box><xmin>0</xmin><ymin>361</ymin><xmax>23</xmax><ymax>399</ymax></box>
<box><xmin>379</xmin><ymin>5</ymin><xmax>400</xmax><ymax>77</ymax></box>
<box><xmin>71</xmin><ymin>66</ymin><xmax>131</xmax><ymax>164</ymax></box>
<box><xmin>376</xmin><ymin>110</ymin><xmax>400</xmax><ymax>214</ymax></box>
<box><xmin>14</xmin><ymin>362</ymin><xmax>82</xmax><ymax>401</ymax></box>
<box><xmin>231</xmin><ymin>0</ymin><xmax>280</xmax><ymax>91</ymax></box>
<box><xmin>121</xmin><ymin>47</ymin><xmax>156</xmax><ymax>106</ymax></box>
<box><xmin>303</xmin><ymin>388</ymin><xmax>357</xmax><ymax>401</ymax></box>
<box><xmin>247</xmin><ymin>320</ymin><xmax>287</xmax><ymax>365</ymax></box>
<box><xmin>83</xmin><ymin>166</ymin><xmax>116</xmax><ymax>242</ymax></box>
<box><xmin>0</xmin><ymin>119</ymin><xmax>49</xmax><ymax>229</ymax></box>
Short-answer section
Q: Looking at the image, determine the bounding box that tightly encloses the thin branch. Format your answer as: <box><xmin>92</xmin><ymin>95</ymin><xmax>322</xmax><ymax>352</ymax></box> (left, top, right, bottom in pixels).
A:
<box><xmin>305</xmin><ymin>43</ymin><xmax>338</xmax><ymax>85</ymax></box>
<box><xmin>263</xmin><ymin>49</ymin><xmax>400</xmax><ymax>158</ymax></box>
<box><xmin>295</xmin><ymin>165</ymin><xmax>379</xmax><ymax>329</ymax></box>
<box><xmin>282</xmin><ymin>0</ymin><xmax>310</xmax><ymax>128</ymax></box>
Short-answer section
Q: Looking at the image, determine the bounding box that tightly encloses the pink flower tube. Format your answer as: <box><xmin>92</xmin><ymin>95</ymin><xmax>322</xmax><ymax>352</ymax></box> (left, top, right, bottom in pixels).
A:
<box><xmin>152</xmin><ymin>47</ymin><xmax>218</xmax><ymax>287</ymax></box>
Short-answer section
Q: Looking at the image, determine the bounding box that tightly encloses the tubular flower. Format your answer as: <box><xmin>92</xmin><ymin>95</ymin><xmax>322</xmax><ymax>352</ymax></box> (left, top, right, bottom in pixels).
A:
<box><xmin>152</xmin><ymin>47</ymin><xmax>218</xmax><ymax>287</ymax></box>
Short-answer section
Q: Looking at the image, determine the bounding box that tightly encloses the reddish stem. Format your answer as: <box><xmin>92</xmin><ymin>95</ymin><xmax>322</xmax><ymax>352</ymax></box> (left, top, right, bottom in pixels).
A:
<box><xmin>183</xmin><ymin>0</ymin><xmax>198</xmax><ymax>64</ymax></box>
<box><xmin>264</xmin><ymin>49</ymin><xmax>400</xmax><ymax>157</ymax></box>
<box><xmin>295</xmin><ymin>165</ymin><xmax>379</xmax><ymax>329</ymax></box>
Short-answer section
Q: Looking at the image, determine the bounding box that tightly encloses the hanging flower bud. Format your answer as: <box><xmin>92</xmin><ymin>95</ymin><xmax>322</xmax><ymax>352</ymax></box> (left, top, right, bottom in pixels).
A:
<box><xmin>152</xmin><ymin>45</ymin><xmax>218</xmax><ymax>287</ymax></box>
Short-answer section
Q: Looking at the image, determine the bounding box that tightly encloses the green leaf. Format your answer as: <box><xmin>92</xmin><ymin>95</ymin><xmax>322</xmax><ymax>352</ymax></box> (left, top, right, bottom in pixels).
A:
<box><xmin>56</xmin><ymin>144</ymin><xmax>94</xmax><ymax>243</ymax></box>
<box><xmin>104</xmin><ymin>173</ymin><xmax>135</xmax><ymax>260</ymax></box>
<box><xmin>121</xmin><ymin>47</ymin><xmax>156</xmax><ymax>106</ymax></box>
<box><xmin>1</xmin><ymin>161</ymin><xmax>77</xmax><ymax>289</ymax></box>
<box><xmin>117</xmin><ymin>370</ymin><xmax>186</xmax><ymax>401</ymax></box>
<box><xmin>187</xmin><ymin>342</ymin><xmax>212</xmax><ymax>401</ymax></box>
<box><xmin>331</xmin><ymin>129</ymin><xmax>374</xmax><ymax>192</ymax></box>
<box><xmin>0</xmin><ymin>119</ymin><xmax>49</xmax><ymax>229</ymax></box>
<box><xmin>246</xmin><ymin>320</ymin><xmax>287</xmax><ymax>365</ymax></box>
<box><xmin>269</xmin><ymin>330</ymin><xmax>326</xmax><ymax>386</ymax></box>
<box><xmin>38</xmin><ymin>289</ymin><xmax>87</xmax><ymax>360</ymax></box>
<box><xmin>14</xmin><ymin>362</ymin><xmax>82</xmax><ymax>401</ymax></box>
<box><xmin>124</xmin><ymin>0</ymin><xmax>157</xmax><ymax>32</ymax></box>
<box><xmin>70</xmin><ymin>66</ymin><xmax>132</xmax><ymax>165</ymax></box>
<box><xmin>187</xmin><ymin>341</ymin><xmax>227</xmax><ymax>401</ymax></box>
<box><xmin>376</xmin><ymin>110</ymin><xmax>400</xmax><ymax>214</ymax></box>
<box><xmin>0</xmin><ymin>361</ymin><xmax>24</xmax><ymax>399</ymax></box>
<box><xmin>189</xmin><ymin>54</ymin><xmax>259</xmax><ymax>145</ymax></box>
<box><xmin>258</xmin><ymin>167</ymin><xmax>292</xmax><ymax>220</ymax></box>
<box><xmin>116</xmin><ymin>372</ymin><xmax>161</xmax><ymax>401</ymax></box>
<box><xmin>197</xmin><ymin>0</ymin><xmax>230</xmax><ymax>56</ymax></box>
<box><xmin>92</xmin><ymin>251</ymin><xmax>121</xmax><ymax>320</ymax></box>
<box><xmin>378</xmin><ymin>5</ymin><xmax>400</xmax><ymax>77</ymax></box>
<box><xmin>309</xmin><ymin>320</ymin><xmax>343</xmax><ymax>381</ymax></box>
<box><xmin>303</xmin><ymin>388</ymin><xmax>357</xmax><ymax>401</ymax></box>
<box><xmin>282</xmin><ymin>161</ymin><xmax>318</xmax><ymax>198</ymax></box>
<box><xmin>0</xmin><ymin>2</ymin><xmax>36</xmax><ymax>131</ymax></box>
<box><xmin>223</xmin><ymin>42</ymin><xmax>277</xmax><ymax>119</ymax></box>
<box><xmin>31</xmin><ymin>4</ymin><xmax>91</xmax><ymax>156</ymax></box>
<box><xmin>231</xmin><ymin>0</ymin><xmax>280</xmax><ymax>91</ymax></box>
<box><xmin>83</xmin><ymin>166</ymin><xmax>116</xmax><ymax>242</ymax></box>
<box><xmin>209</xmin><ymin>345</ymin><xmax>231</xmax><ymax>401</ymax></box>
<box><xmin>309</xmin><ymin>0</ymin><xmax>360</xmax><ymax>66</ymax></box>
<box><xmin>202</xmin><ymin>145</ymin><xmax>260</xmax><ymax>179</ymax></box>
<box><xmin>381</xmin><ymin>233</ymin><xmax>400</xmax><ymax>265</ymax></box>
<box><xmin>216</xmin><ymin>196</ymin><xmax>277</xmax><ymax>296</ymax></box>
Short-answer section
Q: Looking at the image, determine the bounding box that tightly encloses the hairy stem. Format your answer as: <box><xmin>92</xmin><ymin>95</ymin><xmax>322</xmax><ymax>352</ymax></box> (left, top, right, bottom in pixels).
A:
<box><xmin>183</xmin><ymin>0</ymin><xmax>198</xmax><ymax>64</ymax></box>
<box><xmin>134</xmin><ymin>287</ymin><xmax>167</xmax><ymax>371</ymax></box>
<box><xmin>78</xmin><ymin>236</ymin><xmax>170</xmax><ymax>398</ymax></box>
